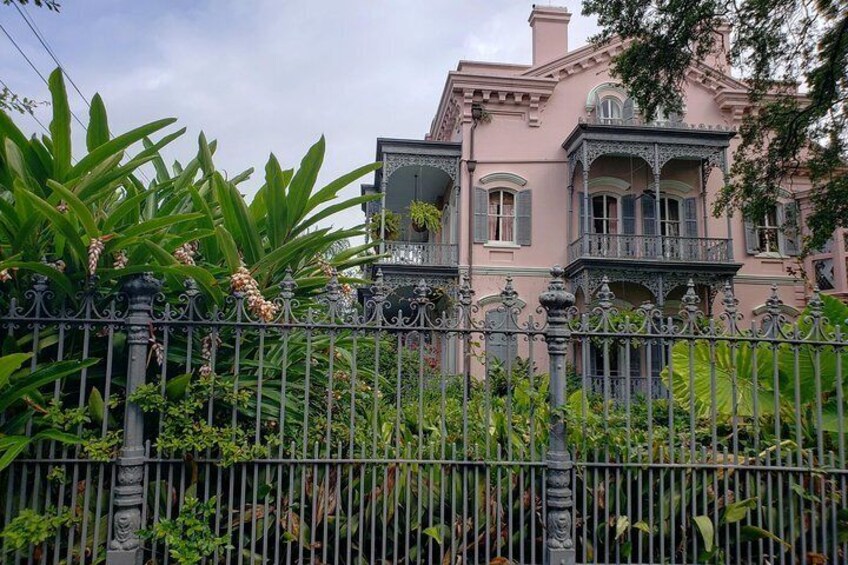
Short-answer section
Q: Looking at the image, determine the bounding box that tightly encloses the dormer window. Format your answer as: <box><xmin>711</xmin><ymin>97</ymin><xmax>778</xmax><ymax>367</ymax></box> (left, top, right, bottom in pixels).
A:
<box><xmin>598</xmin><ymin>97</ymin><xmax>623</xmax><ymax>124</ymax></box>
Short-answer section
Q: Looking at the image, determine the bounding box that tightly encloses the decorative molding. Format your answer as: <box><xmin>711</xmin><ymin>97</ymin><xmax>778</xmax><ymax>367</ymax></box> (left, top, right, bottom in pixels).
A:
<box><xmin>381</xmin><ymin>153</ymin><xmax>460</xmax><ymax>190</ymax></box>
<box><xmin>477</xmin><ymin>293</ymin><xmax>527</xmax><ymax>309</ymax></box>
<box><xmin>585</xmin><ymin>82</ymin><xmax>627</xmax><ymax>111</ymax></box>
<box><xmin>480</xmin><ymin>172</ymin><xmax>528</xmax><ymax>187</ymax></box>
<box><xmin>589</xmin><ymin>176</ymin><xmax>631</xmax><ymax>191</ymax></box>
<box><xmin>659</xmin><ymin>180</ymin><xmax>694</xmax><ymax>194</ymax></box>
<box><xmin>752</xmin><ymin>303</ymin><xmax>801</xmax><ymax>317</ymax></box>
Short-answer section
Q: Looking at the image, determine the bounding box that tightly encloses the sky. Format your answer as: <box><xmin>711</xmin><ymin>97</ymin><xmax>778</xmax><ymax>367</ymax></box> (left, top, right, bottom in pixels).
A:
<box><xmin>0</xmin><ymin>0</ymin><xmax>598</xmax><ymax>231</ymax></box>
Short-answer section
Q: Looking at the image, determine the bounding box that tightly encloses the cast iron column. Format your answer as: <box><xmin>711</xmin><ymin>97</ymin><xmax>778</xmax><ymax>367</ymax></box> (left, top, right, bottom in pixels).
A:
<box><xmin>540</xmin><ymin>266</ymin><xmax>576</xmax><ymax>565</ymax></box>
<box><xmin>107</xmin><ymin>274</ymin><xmax>160</xmax><ymax>565</ymax></box>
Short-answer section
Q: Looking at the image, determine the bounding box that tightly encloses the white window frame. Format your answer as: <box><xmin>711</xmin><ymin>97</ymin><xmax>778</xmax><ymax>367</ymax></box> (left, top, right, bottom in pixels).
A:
<box><xmin>659</xmin><ymin>197</ymin><xmax>682</xmax><ymax>237</ymax></box>
<box><xmin>591</xmin><ymin>193</ymin><xmax>621</xmax><ymax>235</ymax></box>
<box><xmin>598</xmin><ymin>96</ymin><xmax>623</xmax><ymax>124</ymax></box>
<box><xmin>487</xmin><ymin>189</ymin><xmax>517</xmax><ymax>244</ymax></box>
<box><xmin>756</xmin><ymin>206</ymin><xmax>780</xmax><ymax>253</ymax></box>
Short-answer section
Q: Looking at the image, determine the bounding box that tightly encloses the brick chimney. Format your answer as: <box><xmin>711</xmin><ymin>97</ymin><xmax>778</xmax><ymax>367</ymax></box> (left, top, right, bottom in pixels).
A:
<box><xmin>529</xmin><ymin>5</ymin><xmax>571</xmax><ymax>67</ymax></box>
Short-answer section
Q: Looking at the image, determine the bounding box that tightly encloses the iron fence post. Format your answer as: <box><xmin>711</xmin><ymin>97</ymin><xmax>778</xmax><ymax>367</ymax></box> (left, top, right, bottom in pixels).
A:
<box><xmin>107</xmin><ymin>274</ymin><xmax>160</xmax><ymax>565</ymax></box>
<box><xmin>539</xmin><ymin>265</ymin><xmax>576</xmax><ymax>565</ymax></box>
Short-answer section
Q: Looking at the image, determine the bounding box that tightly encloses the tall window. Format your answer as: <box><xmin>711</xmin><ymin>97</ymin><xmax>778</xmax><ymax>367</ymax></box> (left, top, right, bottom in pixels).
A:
<box><xmin>598</xmin><ymin>97</ymin><xmax>622</xmax><ymax>124</ymax></box>
<box><xmin>756</xmin><ymin>206</ymin><xmax>780</xmax><ymax>252</ymax></box>
<box><xmin>592</xmin><ymin>194</ymin><xmax>619</xmax><ymax>234</ymax></box>
<box><xmin>659</xmin><ymin>198</ymin><xmax>681</xmax><ymax>237</ymax></box>
<box><xmin>488</xmin><ymin>190</ymin><xmax>515</xmax><ymax>242</ymax></box>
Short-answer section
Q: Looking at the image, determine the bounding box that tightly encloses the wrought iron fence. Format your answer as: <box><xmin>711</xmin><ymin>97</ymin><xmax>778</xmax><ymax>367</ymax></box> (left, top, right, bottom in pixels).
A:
<box><xmin>0</xmin><ymin>267</ymin><xmax>846</xmax><ymax>564</ymax></box>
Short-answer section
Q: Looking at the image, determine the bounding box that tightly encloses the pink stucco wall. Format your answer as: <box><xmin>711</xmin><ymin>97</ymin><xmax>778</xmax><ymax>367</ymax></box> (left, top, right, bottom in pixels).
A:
<box><xmin>422</xmin><ymin>5</ymin><xmax>838</xmax><ymax>322</ymax></box>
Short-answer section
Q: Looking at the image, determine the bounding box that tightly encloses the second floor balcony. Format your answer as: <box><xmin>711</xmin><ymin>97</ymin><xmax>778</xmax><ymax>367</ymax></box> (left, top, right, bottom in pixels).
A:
<box><xmin>378</xmin><ymin>241</ymin><xmax>458</xmax><ymax>267</ymax></box>
<box><xmin>568</xmin><ymin>233</ymin><xmax>733</xmax><ymax>264</ymax></box>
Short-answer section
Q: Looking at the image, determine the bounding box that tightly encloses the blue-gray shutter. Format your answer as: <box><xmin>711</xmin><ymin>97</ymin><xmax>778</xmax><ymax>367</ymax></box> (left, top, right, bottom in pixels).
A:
<box><xmin>485</xmin><ymin>309</ymin><xmax>517</xmax><ymax>367</ymax></box>
<box><xmin>516</xmin><ymin>190</ymin><xmax>532</xmax><ymax>246</ymax></box>
<box><xmin>622</xmin><ymin>195</ymin><xmax>636</xmax><ymax>234</ymax></box>
<box><xmin>641</xmin><ymin>194</ymin><xmax>656</xmax><ymax>235</ymax></box>
<box><xmin>474</xmin><ymin>188</ymin><xmax>488</xmax><ymax>243</ymax></box>
<box><xmin>622</xmin><ymin>98</ymin><xmax>635</xmax><ymax>124</ymax></box>
<box><xmin>683</xmin><ymin>197</ymin><xmax>698</xmax><ymax>237</ymax></box>
<box><xmin>779</xmin><ymin>202</ymin><xmax>800</xmax><ymax>256</ymax></box>
<box><xmin>743</xmin><ymin>217</ymin><xmax>758</xmax><ymax>254</ymax></box>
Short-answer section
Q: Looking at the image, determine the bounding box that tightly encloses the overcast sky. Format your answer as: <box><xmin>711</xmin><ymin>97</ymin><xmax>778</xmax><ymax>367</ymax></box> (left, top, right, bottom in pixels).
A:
<box><xmin>1</xmin><ymin>0</ymin><xmax>598</xmax><ymax>230</ymax></box>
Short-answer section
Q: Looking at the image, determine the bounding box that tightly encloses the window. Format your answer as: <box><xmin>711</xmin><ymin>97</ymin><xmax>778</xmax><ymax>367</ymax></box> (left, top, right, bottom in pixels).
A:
<box><xmin>598</xmin><ymin>96</ymin><xmax>622</xmax><ymax>124</ymax></box>
<box><xmin>756</xmin><ymin>206</ymin><xmax>780</xmax><ymax>253</ymax></box>
<box><xmin>659</xmin><ymin>198</ymin><xmax>681</xmax><ymax>237</ymax></box>
<box><xmin>488</xmin><ymin>190</ymin><xmax>515</xmax><ymax>242</ymax></box>
<box><xmin>592</xmin><ymin>194</ymin><xmax>619</xmax><ymax>235</ymax></box>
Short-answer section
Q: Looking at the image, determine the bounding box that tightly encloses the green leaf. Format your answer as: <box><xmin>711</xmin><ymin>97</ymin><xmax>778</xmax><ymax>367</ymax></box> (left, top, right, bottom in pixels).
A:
<box><xmin>0</xmin><ymin>436</ymin><xmax>31</xmax><ymax>472</ymax></box>
<box><xmin>13</xmin><ymin>181</ymin><xmax>87</xmax><ymax>260</ymax></box>
<box><xmin>264</xmin><ymin>153</ymin><xmax>290</xmax><ymax>248</ymax></box>
<box><xmin>215</xmin><ymin>226</ymin><xmax>242</xmax><ymax>272</ymax></box>
<box><xmin>286</xmin><ymin>136</ymin><xmax>324</xmax><ymax>228</ymax></box>
<box><xmin>88</xmin><ymin>387</ymin><xmax>105</xmax><ymax>424</ymax></box>
<box><xmin>422</xmin><ymin>525</ymin><xmax>447</xmax><ymax>545</ymax></box>
<box><xmin>166</xmin><ymin>373</ymin><xmax>192</xmax><ymax>401</ymax></box>
<box><xmin>45</xmin><ymin>179</ymin><xmax>99</xmax><ymax>238</ymax></box>
<box><xmin>48</xmin><ymin>69</ymin><xmax>72</xmax><ymax>181</ymax></box>
<box><xmin>632</xmin><ymin>520</ymin><xmax>653</xmax><ymax>534</ymax></box>
<box><xmin>0</xmin><ymin>261</ymin><xmax>74</xmax><ymax>296</ymax></box>
<box><xmin>722</xmin><ymin>497</ymin><xmax>757</xmax><ymax>524</ymax></box>
<box><xmin>304</xmin><ymin>161</ymin><xmax>382</xmax><ymax>216</ymax></box>
<box><xmin>86</xmin><ymin>93</ymin><xmax>110</xmax><ymax>151</ymax></box>
<box><xmin>739</xmin><ymin>525</ymin><xmax>791</xmax><ymax>548</ymax></box>
<box><xmin>615</xmin><ymin>515</ymin><xmax>630</xmax><ymax>540</ymax></box>
<box><xmin>69</xmin><ymin>118</ymin><xmax>177</xmax><ymax>180</ymax></box>
<box><xmin>0</xmin><ymin>353</ymin><xmax>31</xmax><ymax>390</ymax></box>
<box><xmin>212</xmin><ymin>173</ymin><xmax>262</xmax><ymax>264</ymax></box>
<box><xmin>198</xmin><ymin>132</ymin><xmax>215</xmax><ymax>176</ymax></box>
<box><xmin>0</xmin><ymin>358</ymin><xmax>98</xmax><ymax>413</ymax></box>
<box><xmin>32</xmin><ymin>428</ymin><xmax>82</xmax><ymax>445</ymax></box>
<box><xmin>693</xmin><ymin>515</ymin><xmax>714</xmax><ymax>553</ymax></box>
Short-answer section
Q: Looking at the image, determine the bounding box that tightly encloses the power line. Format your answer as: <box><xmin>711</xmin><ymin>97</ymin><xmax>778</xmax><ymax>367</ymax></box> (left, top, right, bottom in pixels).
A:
<box><xmin>0</xmin><ymin>76</ymin><xmax>50</xmax><ymax>135</ymax></box>
<box><xmin>0</xmin><ymin>19</ymin><xmax>87</xmax><ymax>129</ymax></box>
<box><xmin>3</xmin><ymin>12</ymin><xmax>154</xmax><ymax>186</ymax></box>
<box><xmin>14</xmin><ymin>2</ymin><xmax>90</xmax><ymax>108</ymax></box>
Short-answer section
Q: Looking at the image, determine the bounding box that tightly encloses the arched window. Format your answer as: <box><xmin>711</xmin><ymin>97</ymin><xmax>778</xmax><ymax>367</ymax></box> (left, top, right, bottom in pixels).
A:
<box><xmin>488</xmin><ymin>190</ymin><xmax>515</xmax><ymax>243</ymax></box>
<box><xmin>592</xmin><ymin>194</ymin><xmax>619</xmax><ymax>235</ymax></box>
<box><xmin>598</xmin><ymin>97</ymin><xmax>623</xmax><ymax>124</ymax></box>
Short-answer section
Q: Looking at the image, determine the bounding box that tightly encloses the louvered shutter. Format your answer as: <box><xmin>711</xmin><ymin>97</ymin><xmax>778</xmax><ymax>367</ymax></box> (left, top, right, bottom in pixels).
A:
<box><xmin>516</xmin><ymin>190</ymin><xmax>532</xmax><ymax>246</ymax></box>
<box><xmin>486</xmin><ymin>309</ymin><xmax>506</xmax><ymax>367</ymax></box>
<box><xmin>622</xmin><ymin>195</ymin><xmax>636</xmax><ymax>234</ymax></box>
<box><xmin>743</xmin><ymin>217</ymin><xmax>758</xmax><ymax>254</ymax></box>
<box><xmin>642</xmin><ymin>194</ymin><xmax>656</xmax><ymax>235</ymax></box>
<box><xmin>683</xmin><ymin>198</ymin><xmax>698</xmax><ymax>237</ymax></box>
<box><xmin>779</xmin><ymin>202</ymin><xmax>800</xmax><ymax>256</ymax></box>
<box><xmin>473</xmin><ymin>188</ymin><xmax>488</xmax><ymax>243</ymax></box>
<box><xmin>622</xmin><ymin>98</ymin><xmax>635</xmax><ymax>124</ymax></box>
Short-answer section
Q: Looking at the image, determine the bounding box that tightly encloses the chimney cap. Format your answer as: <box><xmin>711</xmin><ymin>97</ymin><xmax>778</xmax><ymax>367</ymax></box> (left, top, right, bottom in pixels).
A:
<box><xmin>529</xmin><ymin>5</ymin><xmax>571</xmax><ymax>25</ymax></box>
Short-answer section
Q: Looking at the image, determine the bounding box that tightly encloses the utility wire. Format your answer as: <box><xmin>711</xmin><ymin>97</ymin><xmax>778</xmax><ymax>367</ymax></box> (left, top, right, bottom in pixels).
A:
<box><xmin>4</xmin><ymin>11</ymin><xmax>154</xmax><ymax>186</ymax></box>
<box><xmin>14</xmin><ymin>2</ymin><xmax>90</xmax><ymax>108</ymax></box>
<box><xmin>0</xmin><ymin>19</ymin><xmax>86</xmax><ymax>129</ymax></box>
<box><xmin>0</xmin><ymin>76</ymin><xmax>50</xmax><ymax>135</ymax></box>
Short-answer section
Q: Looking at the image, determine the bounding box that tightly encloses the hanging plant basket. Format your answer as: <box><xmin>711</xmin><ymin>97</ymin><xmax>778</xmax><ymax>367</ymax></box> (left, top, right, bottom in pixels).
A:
<box><xmin>408</xmin><ymin>201</ymin><xmax>442</xmax><ymax>234</ymax></box>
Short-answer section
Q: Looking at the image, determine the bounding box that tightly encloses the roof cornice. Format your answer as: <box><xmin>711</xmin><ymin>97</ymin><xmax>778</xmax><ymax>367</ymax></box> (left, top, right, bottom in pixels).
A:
<box><xmin>429</xmin><ymin>71</ymin><xmax>558</xmax><ymax>139</ymax></box>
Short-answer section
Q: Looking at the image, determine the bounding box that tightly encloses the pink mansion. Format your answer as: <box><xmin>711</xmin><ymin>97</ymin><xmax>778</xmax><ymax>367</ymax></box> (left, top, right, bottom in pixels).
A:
<box><xmin>362</xmin><ymin>6</ymin><xmax>847</xmax><ymax>376</ymax></box>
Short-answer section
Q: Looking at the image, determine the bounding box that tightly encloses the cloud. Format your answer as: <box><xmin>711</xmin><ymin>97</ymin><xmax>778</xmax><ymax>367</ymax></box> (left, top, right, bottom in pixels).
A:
<box><xmin>1</xmin><ymin>1</ymin><xmax>597</xmax><ymax>232</ymax></box>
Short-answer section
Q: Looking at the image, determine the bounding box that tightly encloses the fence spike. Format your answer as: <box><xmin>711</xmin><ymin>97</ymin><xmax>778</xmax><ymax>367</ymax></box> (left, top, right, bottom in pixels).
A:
<box><xmin>765</xmin><ymin>284</ymin><xmax>783</xmax><ymax>317</ymax></box>
<box><xmin>280</xmin><ymin>267</ymin><xmax>297</xmax><ymax>300</ymax></box>
<box><xmin>500</xmin><ymin>275</ymin><xmax>518</xmax><ymax>307</ymax></box>
<box><xmin>595</xmin><ymin>275</ymin><xmax>615</xmax><ymax>309</ymax></box>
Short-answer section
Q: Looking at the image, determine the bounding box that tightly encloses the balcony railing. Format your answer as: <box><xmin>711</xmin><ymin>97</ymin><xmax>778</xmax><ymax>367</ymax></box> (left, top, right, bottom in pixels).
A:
<box><xmin>379</xmin><ymin>242</ymin><xmax>458</xmax><ymax>267</ymax></box>
<box><xmin>568</xmin><ymin>234</ymin><xmax>732</xmax><ymax>264</ymax></box>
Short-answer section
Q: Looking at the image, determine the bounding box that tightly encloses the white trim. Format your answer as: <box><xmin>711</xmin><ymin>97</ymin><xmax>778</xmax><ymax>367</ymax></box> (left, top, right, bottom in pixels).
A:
<box><xmin>485</xmin><ymin>188</ymin><xmax>518</xmax><ymax>245</ymax></box>
<box><xmin>588</xmin><ymin>176</ymin><xmax>631</xmax><ymax>191</ymax></box>
<box><xmin>585</xmin><ymin>82</ymin><xmax>627</xmax><ymax>111</ymax></box>
<box><xmin>484</xmin><ymin>242</ymin><xmax>521</xmax><ymax>249</ymax></box>
<box><xmin>659</xmin><ymin>180</ymin><xmax>694</xmax><ymax>194</ymax></box>
<box><xmin>751</xmin><ymin>303</ymin><xmax>801</xmax><ymax>317</ymax></box>
<box><xmin>479</xmin><ymin>172</ymin><xmax>527</xmax><ymax>187</ymax></box>
<box><xmin>478</xmin><ymin>294</ymin><xmax>527</xmax><ymax>309</ymax></box>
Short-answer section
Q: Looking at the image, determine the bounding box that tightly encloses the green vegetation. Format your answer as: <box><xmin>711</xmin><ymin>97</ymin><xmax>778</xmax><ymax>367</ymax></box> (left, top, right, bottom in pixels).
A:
<box><xmin>407</xmin><ymin>200</ymin><xmax>442</xmax><ymax>233</ymax></box>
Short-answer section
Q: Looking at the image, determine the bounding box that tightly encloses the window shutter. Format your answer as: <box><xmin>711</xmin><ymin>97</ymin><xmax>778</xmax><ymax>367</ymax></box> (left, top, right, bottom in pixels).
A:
<box><xmin>473</xmin><ymin>188</ymin><xmax>488</xmax><ymax>243</ymax></box>
<box><xmin>516</xmin><ymin>190</ymin><xmax>532</xmax><ymax>246</ymax></box>
<box><xmin>622</xmin><ymin>98</ymin><xmax>635</xmax><ymax>124</ymax></box>
<box><xmin>683</xmin><ymin>197</ymin><xmax>698</xmax><ymax>237</ymax></box>
<box><xmin>641</xmin><ymin>194</ymin><xmax>656</xmax><ymax>235</ymax></box>
<box><xmin>743</xmin><ymin>217</ymin><xmax>758</xmax><ymax>254</ymax></box>
<box><xmin>779</xmin><ymin>202</ymin><xmax>800</xmax><ymax>256</ymax></box>
<box><xmin>486</xmin><ymin>309</ymin><xmax>516</xmax><ymax>367</ymax></box>
<box><xmin>622</xmin><ymin>195</ymin><xmax>636</xmax><ymax>234</ymax></box>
